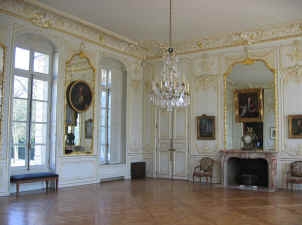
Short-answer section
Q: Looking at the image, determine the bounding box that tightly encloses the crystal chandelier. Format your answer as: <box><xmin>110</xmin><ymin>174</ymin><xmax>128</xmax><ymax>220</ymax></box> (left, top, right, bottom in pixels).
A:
<box><xmin>150</xmin><ymin>0</ymin><xmax>190</xmax><ymax>111</ymax></box>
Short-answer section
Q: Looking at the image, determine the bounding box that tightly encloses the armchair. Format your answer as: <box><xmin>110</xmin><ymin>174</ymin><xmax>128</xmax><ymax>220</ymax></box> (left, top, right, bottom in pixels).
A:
<box><xmin>193</xmin><ymin>157</ymin><xmax>214</xmax><ymax>184</ymax></box>
<box><xmin>286</xmin><ymin>161</ymin><xmax>302</xmax><ymax>191</ymax></box>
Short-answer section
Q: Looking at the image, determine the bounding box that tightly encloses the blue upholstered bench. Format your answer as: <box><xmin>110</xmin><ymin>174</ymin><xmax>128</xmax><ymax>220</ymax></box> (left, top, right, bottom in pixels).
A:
<box><xmin>10</xmin><ymin>172</ymin><xmax>58</xmax><ymax>195</ymax></box>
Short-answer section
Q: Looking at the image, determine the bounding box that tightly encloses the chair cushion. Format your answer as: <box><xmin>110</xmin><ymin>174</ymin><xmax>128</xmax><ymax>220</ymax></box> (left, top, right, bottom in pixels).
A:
<box><xmin>291</xmin><ymin>162</ymin><xmax>302</xmax><ymax>177</ymax></box>
<box><xmin>193</xmin><ymin>171</ymin><xmax>212</xmax><ymax>177</ymax></box>
<box><xmin>10</xmin><ymin>172</ymin><xmax>58</xmax><ymax>182</ymax></box>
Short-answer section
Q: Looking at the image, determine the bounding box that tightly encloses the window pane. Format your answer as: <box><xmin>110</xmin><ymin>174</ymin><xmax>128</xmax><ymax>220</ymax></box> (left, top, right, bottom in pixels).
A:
<box><xmin>12</xmin><ymin>122</ymin><xmax>26</xmax><ymax>145</ymax></box>
<box><xmin>31</xmin><ymin>123</ymin><xmax>47</xmax><ymax>145</ymax></box>
<box><xmin>11</xmin><ymin>145</ymin><xmax>26</xmax><ymax>167</ymax></box>
<box><xmin>108</xmin><ymin>93</ymin><xmax>111</xmax><ymax>108</ymax></box>
<box><xmin>108</xmin><ymin>109</ymin><xmax>111</xmax><ymax>125</ymax></box>
<box><xmin>99</xmin><ymin>126</ymin><xmax>106</xmax><ymax>145</ymax></box>
<box><xmin>33</xmin><ymin>79</ymin><xmax>48</xmax><ymax>101</ymax></box>
<box><xmin>13</xmin><ymin>99</ymin><xmax>27</xmax><ymax>121</ymax></box>
<box><xmin>108</xmin><ymin>70</ymin><xmax>111</xmax><ymax>88</ymax></box>
<box><xmin>100</xmin><ymin>109</ymin><xmax>106</xmax><ymax>126</ymax></box>
<box><xmin>34</xmin><ymin>52</ymin><xmax>49</xmax><ymax>74</ymax></box>
<box><xmin>14</xmin><ymin>76</ymin><xmax>28</xmax><ymax>98</ymax></box>
<box><xmin>32</xmin><ymin>101</ymin><xmax>48</xmax><ymax>122</ymax></box>
<box><xmin>15</xmin><ymin>47</ymin><xmax>30</xmax><ymax>70</ymax></box>
<box><xmin>100</xmin><ymin>90</ymin><xmax>107</xmax><ymax>108</ymax></box>
<box><xmin>30</xmin><ymin>145</ymin><xmax>46</xmax><ymax>166</ymax></box>
<box><xmin>101</xmin><ymin>69</ymin><xmax>107</xmax><ymax>87</ymax></box>
<box><xmin>100</xmin><ymin>145</ymin><xmax>106</xmax><ymax>164</ymax></box>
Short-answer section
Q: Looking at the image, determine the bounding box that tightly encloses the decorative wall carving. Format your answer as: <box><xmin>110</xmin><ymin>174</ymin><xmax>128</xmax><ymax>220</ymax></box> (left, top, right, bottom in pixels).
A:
<box><xmin>194</xmin><ymin>75</ymin><xmax>217</xmax><ymax>91</ymax></box>
<box><xmin>287</xmin><ymin>40</ymin><xmax>302</xmax><ymax>64</ymax></box>
<box><xmin>282</xmin><ymin>65</ymin><xmax>302</xmax><ymax>83</ymax></box>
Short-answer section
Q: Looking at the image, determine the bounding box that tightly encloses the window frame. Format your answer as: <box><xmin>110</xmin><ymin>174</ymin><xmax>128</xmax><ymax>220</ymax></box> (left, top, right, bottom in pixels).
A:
<box><xmin>99</xmin><ymin>67</ymin><xmax>126</xmax><ymax>165</ymax></box>
<box><xmin>10</xmin><ymin>45</ymin><xmax>53</xmax><ymax>172</ymax></box>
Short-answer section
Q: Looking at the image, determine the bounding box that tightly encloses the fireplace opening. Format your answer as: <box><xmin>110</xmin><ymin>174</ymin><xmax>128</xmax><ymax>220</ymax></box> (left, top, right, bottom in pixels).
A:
<box><xmin>227</xmin><ymin>158</ymin><xmax>268</xmax><ymax>188</ymax></box>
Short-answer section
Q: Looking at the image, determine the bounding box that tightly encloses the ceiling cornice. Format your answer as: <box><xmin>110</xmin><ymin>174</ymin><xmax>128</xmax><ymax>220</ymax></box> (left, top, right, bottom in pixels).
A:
<box><xmin>0</xmin><ymin>0</ymin><xmax>146</xmax><ymax>59</ymax></box>
<box><xmin>1</xmin><ymin>0</ymin><xmax>302</xmax><ymax>61</ymax></box>
<box><xmin>143</xmin><ymin>21</ymin><xmax>302</xmax><ymax>59</ymax></box>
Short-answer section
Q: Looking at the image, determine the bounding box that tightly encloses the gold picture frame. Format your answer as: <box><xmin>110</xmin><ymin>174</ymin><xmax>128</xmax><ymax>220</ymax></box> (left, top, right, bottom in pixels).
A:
<box><xmin>196</xmin><ymin>115</ymin><xmax>216</xmax><ymax>140</ymax></box>
<box><xmin>288</xmin><ymin>115</ymin><xmax>302</xmax><ymax>139</ymax></box>
<box><xmin>234</xmin><ymin>88</ymin><xmax>264</xmax><ymax>123</ymax></box>
<box><xmin>67</xmin><ymin>80</ymin><xmax>93</xmax><ymax>113</ymax></box>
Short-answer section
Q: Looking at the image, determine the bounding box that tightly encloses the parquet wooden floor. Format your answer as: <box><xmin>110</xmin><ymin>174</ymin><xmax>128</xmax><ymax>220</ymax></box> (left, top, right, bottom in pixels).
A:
<box><xmin>0</xmin><ymin>179</ymin><xmax>302</xmax><ymax>225</ymax></box>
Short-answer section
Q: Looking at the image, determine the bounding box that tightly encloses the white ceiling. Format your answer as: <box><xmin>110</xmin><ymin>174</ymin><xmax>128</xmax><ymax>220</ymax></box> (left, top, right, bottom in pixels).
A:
<box><xmin>38</xmin><ymin>0</ymin><xmax>302</xmax><ymax>42</ymax></box>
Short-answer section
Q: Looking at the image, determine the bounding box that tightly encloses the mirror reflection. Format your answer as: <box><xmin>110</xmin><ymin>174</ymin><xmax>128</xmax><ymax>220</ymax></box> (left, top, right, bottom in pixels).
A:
<box><xmin>64</xmin><ymin>52</ymin><xmax>95</xmax><ymax>155</ymax></box>
<box><xmin>225</xmin><ymin>61</ymin><xmax>275</xmax><ymax>151</ymax></box>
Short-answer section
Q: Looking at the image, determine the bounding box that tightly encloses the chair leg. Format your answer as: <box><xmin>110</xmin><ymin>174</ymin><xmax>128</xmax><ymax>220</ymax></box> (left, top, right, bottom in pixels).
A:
<box><xmin>16</xmin><ymin>183</ymin><xmax>19</xmax><ymax>196</ymax></box>
<box><xmin>286</xmin><ymin>181</ymin><xmax>288</xmax><ymax>190</ymax></box>
<box><xmin>46</xmin><ymin>180</ymin><xmax>49</xmax><ymax>192</ymax></box>
<box><xmin>200</xmin><ymin>177</ymin><xmax>201</xmax><ymax>183</ymax></box>
<box><xmin>55</xmin><ymin>178</ymin><xmax>58</xmax><ymax>192</ymax></box>
<box><xmin>193</xmin><ymin>176</ymin><xmax>194</xmax><ymax>183</ymax></box>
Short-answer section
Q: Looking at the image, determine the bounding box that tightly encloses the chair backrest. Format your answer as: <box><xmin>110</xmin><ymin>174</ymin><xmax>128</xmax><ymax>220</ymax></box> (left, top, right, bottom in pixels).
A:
<box><xmin>199</xmin><ymin>157</ymin><xmax>214</xmax><ymax>172</ymax></box>
<box><xmin>290</xmin><ymin>161</ymin><xmax>302</xmax><ymax>177</ymax></box>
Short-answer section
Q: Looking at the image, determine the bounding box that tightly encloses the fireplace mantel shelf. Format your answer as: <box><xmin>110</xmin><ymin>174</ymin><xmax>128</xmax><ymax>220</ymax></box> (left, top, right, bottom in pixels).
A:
<box><xmin>220</xmin><ymin>149</ymin><xmax>277</xmax><ymax>154</ymax></box>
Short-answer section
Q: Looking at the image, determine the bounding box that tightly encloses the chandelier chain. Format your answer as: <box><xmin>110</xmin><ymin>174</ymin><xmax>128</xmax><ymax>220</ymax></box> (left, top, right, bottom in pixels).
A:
<box><xmin>149</xmin><ymin>0</ymin><xmax>191</xmax><ymax>111</ymax></box>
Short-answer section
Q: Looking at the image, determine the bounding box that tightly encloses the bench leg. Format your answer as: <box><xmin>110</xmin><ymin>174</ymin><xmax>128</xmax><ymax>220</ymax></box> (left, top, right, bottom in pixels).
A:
<box><xmin>46</xmin><ymin>180</ymin><xmax>49</xmax><ymax>192</ymax></box>
<box><xmin>55</xmin><ymin>178</ymin><xmax>58</xmax><ymax>192</ymax></box>
<box><xmin>16</xmin><ymin>183</ymin><xmax>19</xmax><ymax>196</ymax></box>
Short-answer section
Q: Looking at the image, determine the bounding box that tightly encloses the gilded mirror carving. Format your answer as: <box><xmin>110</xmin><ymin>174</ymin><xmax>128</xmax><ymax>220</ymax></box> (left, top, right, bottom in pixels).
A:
<box><xmin>224</xmin><ymin>58</ymin><xmax>278</xmax><ymax>151</ymax></box>
<box><xmin>64</xmin><ymin>52</ymin><xmax>95</xmax><ymax>155</ymax></box>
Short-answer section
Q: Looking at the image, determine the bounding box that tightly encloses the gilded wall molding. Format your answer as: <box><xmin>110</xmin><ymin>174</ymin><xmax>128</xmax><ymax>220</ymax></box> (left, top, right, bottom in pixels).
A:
<box><xmin>0</xmin><ymin>0</ymin><xmax>146</xmax><ymax>59</ymax></box>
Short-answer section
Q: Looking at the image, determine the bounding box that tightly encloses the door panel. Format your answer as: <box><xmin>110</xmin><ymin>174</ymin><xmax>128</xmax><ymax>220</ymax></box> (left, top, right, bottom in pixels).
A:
<box><xmin>156</xmin><ymin>108</ymin><xmax>189</xmax><ymax>179</ymax></box>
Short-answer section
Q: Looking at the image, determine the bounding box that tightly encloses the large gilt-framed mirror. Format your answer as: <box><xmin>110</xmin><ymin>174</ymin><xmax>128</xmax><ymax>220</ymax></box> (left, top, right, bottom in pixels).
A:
<box><xmin>64</xmin><ymin>52</ymin><xmax>95</xmax><ymax>155</ymax></box>
<box><xmin>0</xmin><ymin>43</ymin><xmax>5</xmax><ymax>143</ymax></box>
<box><xmin>224</xmin><ymin>58</ymin><xmax>277</xmax><ymax>151</ymax></box>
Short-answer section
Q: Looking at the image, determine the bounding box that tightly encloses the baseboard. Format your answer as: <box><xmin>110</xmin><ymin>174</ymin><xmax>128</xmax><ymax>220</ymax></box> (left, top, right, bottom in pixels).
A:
<box><xmin>0</xmin><ymin>191</ymin><xmax>10</xmax><ymax>197</ymax></box>
<box><xmin>100</xmin><ymin>176</ymin><xmax>124</xmax><ymax>183</ymax></box>
<box><xmin>59</xmin><ymin>178</ymin><xmax>98</xmax><ymax>188</ymax></box>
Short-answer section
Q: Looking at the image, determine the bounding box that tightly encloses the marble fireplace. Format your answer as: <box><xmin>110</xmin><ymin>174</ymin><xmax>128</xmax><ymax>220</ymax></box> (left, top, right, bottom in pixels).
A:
<box><xmin>220</xmin><ymin>150</ymin><xmax>278</xmax><ymax>191</ymax></box>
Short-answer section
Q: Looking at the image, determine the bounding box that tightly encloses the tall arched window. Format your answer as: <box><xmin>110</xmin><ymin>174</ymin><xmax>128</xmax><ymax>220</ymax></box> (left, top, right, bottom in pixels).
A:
<box><xmin>99</xmin><ymin>59</ymin><xmax>126</xmax><ymax>164</ymax></box>
<box><xmin>10</xmin><ymin>34</ymin><xmax>53</xmax><ymax>170</ymax></box>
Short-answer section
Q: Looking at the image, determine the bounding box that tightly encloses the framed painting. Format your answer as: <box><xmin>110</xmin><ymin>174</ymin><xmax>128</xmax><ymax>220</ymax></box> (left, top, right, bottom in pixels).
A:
<box><xmin>234</xmin><ymin>88</ymin><xmax>263</xmax><ymax>123</ymax></box>
<box><xmin>67</xmin><ymin>80</ymin><xmax>93</xmax><ymax>112</ymax></box>
<box><xmin>197</xmin><ymin>115</ymin><xmax>215</xmax><ymax>140</ymax></box>
<box><xmin>288</xmin><ymin>115</ymin><xmax>302</xmax><ymax>138</ymax></box>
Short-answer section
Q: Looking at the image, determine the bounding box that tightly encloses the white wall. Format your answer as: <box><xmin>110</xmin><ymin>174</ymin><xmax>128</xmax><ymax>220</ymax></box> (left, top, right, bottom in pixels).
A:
<box><xmin>144</xmin><ymin>39</ymin><xmax>302</xmax><ymax>189</ymax></box>
<box><xmin>0</xmin><ymin>13</ymin><xmax>145</xmax><ymax>195</ymax></box>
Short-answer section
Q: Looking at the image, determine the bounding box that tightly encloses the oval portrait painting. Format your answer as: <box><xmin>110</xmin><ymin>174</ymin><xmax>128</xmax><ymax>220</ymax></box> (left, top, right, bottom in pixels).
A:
<box><xmin>67</xmin><ymin>80</ymin><xmax>92</xmax><ymax>112</ymax></box>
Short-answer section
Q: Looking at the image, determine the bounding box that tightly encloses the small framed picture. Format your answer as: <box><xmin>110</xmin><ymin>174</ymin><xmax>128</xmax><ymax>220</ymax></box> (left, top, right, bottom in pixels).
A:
<box><xmin>234</xmin><ymin>88</ymin><xmax>264</xmax><ymax>123</ymax></box>
<box><xmin>270</xmin><ymin>127</ymin><xmax>276</xmax><ymax>140</ymax></box>
<box><xmin>288</xmin><ymin>115</ymin><xmax>302</xmax><ymax>138</ymax></box>
<box><xmin>196</xmin><ymin>115</ymin><xmax>215</xmax><ymax>140</ymax></box>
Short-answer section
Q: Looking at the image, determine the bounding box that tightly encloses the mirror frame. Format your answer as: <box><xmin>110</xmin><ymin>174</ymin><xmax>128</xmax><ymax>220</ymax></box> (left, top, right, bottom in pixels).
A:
<box><xmin>0</xmin><ymin>43</ymin><xmax>5</xmax><ymax>147</ymax></box>
<box><xmin>64</xmin><ymin>51</ymin><xmax>96</xmax><ymax>156</ymax></box>
<box><xmin>223</xmin><ymin>58</ymin><xmax>278</xmax><ymax>151</ymax></box>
